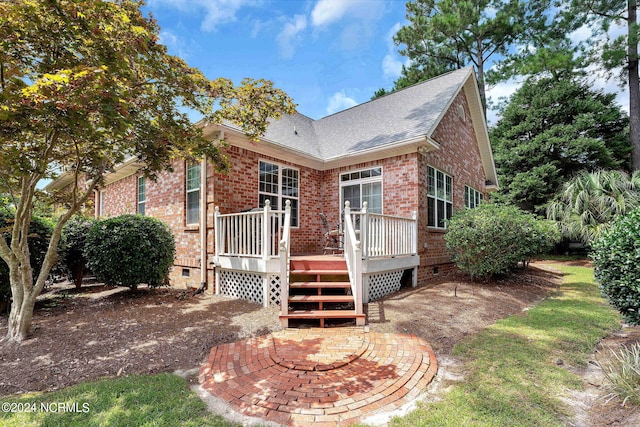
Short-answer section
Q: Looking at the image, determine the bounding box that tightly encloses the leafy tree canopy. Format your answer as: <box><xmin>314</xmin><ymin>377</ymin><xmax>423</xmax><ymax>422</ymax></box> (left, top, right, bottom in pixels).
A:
<box><xmin>547</xmin><ymin>169</ymin><xmax>640</xmax><ymax>245</ymax></box>
<box><xmin>0</xmin><ymin>0</ymin><xmax>295</xmax><ymax>341</ymax></box>
<box><xmin>374</xmin><ymin>0</ymin><xmax>526</xmax><ymax>106</ymax></box>
<box><xmin>555</xmin><ymin>0</ymin><xmax>640</xmax><ymax>170</ymax></box>
<box><xmin>490</xmin><ymin>75</ymin><xmax>631</xmax><ymax>214</ymax></box>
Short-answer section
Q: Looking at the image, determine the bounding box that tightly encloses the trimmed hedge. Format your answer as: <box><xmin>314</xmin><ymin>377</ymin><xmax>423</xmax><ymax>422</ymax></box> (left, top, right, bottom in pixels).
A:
<box><xmin>445</xmin><ymin>203</ymin><xmax>560</xmax><ymax>280</ymax></box>
<box><xmin>592</xmin><ymin>208</ymin><xmax>640</xmax><ymax>324</ymax></box>
<box><xmin>85</xmin><ymin>215</ymin><xmax>175</xmax><ymax>290</ymax></box>
<box><xmin>60</xmin><ymin>216</ymin><xmax>95</xmax><ymax>289</ymax></box>
<box><xmin>0</xmin><ymin>213</ymin><xmax>54</xmax><ymax>302</ymax></box>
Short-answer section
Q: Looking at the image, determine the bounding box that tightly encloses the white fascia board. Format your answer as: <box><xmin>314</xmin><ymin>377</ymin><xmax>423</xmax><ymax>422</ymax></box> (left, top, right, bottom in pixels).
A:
<box><xmin>218</xmin><ymin>123</ymin><xmax>437</xmax><ymax>171</ymax></box>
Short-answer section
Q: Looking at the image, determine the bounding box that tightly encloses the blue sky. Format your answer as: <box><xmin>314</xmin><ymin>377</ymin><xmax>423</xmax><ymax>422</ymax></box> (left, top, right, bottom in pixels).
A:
<box><xmin>144</xmin><ymin>0</ymin><xmax>418</xmax><ymax>120</ymax></box>
<box><xmin>144</xmin><ymin>0</ymin><xmax>629</xmax><ymax>125</ymax></box>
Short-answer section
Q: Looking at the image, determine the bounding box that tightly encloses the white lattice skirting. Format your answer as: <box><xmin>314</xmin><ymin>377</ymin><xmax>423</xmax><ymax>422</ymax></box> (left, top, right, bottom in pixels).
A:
<box><xmin>267</xmin><ymin>274</ymin><xmax>281</xmax><ymax>307</ymax></box>
<box><xmin>218</xmin><ymin>270</ymin><xmax>281</xmax><ymax>307</ymax></box>
<box><xmin>366</xmin><ymin>269</ymin><xmax>405</xmax><ymax>302</ymax></box>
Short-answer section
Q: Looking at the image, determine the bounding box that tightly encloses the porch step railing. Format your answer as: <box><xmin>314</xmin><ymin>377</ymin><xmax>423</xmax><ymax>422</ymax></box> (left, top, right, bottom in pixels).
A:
<box><xmin>343</xmin><ymin>201</ymin><xmax>364</xmax><ymax>321</ymax></box>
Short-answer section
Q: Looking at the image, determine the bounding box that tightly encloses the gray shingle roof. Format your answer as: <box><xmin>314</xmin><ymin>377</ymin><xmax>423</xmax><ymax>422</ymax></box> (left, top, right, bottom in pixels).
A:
<box><xmin>254</xmin><ymin>67</ymin><xmax>473</xmax><ymax>160</ymax></box>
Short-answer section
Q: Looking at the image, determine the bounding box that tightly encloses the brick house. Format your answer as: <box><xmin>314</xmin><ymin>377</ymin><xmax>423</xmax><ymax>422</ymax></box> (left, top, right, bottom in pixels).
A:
<box><xmin>47</xmin><ymin>67</ymin><xmax>498</xmax><ymax>327</ymax></box>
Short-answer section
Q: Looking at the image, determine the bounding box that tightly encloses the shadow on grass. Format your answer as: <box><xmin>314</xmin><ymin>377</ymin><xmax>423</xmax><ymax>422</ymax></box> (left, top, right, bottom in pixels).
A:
<box><xmin>0</xmin><ymin>373</ymin><xmax>238</xmax><ymax>427</ymax></box>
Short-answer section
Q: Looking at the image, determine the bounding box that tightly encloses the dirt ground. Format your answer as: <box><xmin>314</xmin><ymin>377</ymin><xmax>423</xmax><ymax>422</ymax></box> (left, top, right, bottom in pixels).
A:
<box><xmin>0</xmin><ymin>261</ymin><xmax>638</xmax><ymax>426</ymax></box>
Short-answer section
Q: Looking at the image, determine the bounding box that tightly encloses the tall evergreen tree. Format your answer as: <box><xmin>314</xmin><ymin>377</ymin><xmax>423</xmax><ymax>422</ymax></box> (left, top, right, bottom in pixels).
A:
<box><xmin>491</xmin><ymin>75</ymin><xmax>631</xmax><ymax>214</ymax></box>
<box><xmin>380</xmin><ymin>0</ymin><xmax>525</xmax><ymax>110</ymax></box>
<box><xmin>567</xmin><ymin>1</ymin><xmax>640</xmax><ymax>170</ymax></box>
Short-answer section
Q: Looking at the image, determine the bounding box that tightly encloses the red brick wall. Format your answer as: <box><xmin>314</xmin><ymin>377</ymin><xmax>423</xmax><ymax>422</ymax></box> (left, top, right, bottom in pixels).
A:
<box><xmin>213</xmin><ymin>146</ymin><xmax>323</xmax><ymax>254</ymax></box>
<box><xmin>417</xmin><ymin>90</ymin><xmax>488</xmax><ymax>282</ymax></box>
<box><xmin>97</xmin><ymin>88</ymin><xmax>489</xmax><ymax>288</ymax></box>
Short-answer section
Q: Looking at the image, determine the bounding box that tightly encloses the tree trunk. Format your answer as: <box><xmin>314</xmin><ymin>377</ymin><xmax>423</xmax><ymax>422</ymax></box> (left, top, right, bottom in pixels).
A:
<box><xmin>629</xmin><ymin>0</ymin><xmax>640</xmax><ymax>171</ymax></box>
<box><xmin>5</xmin><ymin>288</ymin><xmax>36</xmax><ymax>342</ymax></box>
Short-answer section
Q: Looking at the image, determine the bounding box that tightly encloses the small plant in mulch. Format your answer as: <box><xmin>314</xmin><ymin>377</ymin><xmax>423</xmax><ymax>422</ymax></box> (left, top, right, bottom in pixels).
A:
<box><xmin>599</xmin><ymin>343</ymin><xmax>640</xmax><ymax>406</ymax></box>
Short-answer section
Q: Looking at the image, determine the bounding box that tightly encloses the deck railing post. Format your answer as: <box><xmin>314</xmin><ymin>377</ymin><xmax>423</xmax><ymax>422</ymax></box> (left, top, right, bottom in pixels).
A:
<box><xmin>412</xmin><ymin>210</ymin><xmax>418</xmax><ymax>255</ymax></box>
<box><xmin>213</xmin><ymin>206</ymin><xmax>221</xmax><ymax>295</ymax></box>
<box><xmin>279</xmin><ymin>200</ymin><xmax>291</xmax><ymax>322</ymax></box>
<box><xmin>361</xmin><ymin>202</ymin><xmax>368</xmax><ymax>260</ymax></box>
<box><xmin>262</xmin><ymin>200</ymin><xmax>271</xmax><ymax>260</ymax></box>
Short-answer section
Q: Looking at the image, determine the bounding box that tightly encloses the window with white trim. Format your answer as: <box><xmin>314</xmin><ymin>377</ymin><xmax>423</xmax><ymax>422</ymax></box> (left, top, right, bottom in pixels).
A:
<box><xmin>186</xmin><ymin>162</ymin><xmax>200</xmax><ymax>225</ymax></box>
<box><xmin>465</xmin><ymin>185</ymin><xmax>484</xmax><ymax>209</ymax></box>
<box><xmin>427</xmin><ymin>166</ymin><xmax>452</xmax><ymax>228</ymax></box>
<box><xmin>137</xmin><ymin>176</ymin><xmax>146</xmax><ymax>215</ymax></box>
<box><xmin>99</xmin><ymin>190</ymin><xmax>105</xmax><ymax>218</ymax></box>
<box><xmin>258</xmin><ymin>161</ymin><xmax>299</xmax><ymax>227</ymax></box>
<box><xmin>340</xmin><ymin>167</ymin><xmax>383</xmax><ymax>214</ymax></box>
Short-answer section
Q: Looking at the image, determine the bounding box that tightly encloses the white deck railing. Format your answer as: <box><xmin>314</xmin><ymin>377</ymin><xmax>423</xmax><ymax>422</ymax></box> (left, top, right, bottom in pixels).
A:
<box><xmin>350</xmin><ymin>202</ymin><xmax>418</xmax><ymax>260</ymax></box>
<box><xmin>343</xmin><ymin>201</ymin><xmax>363</xmax><ymax>319</ymax></box>
<box><xmin>214</xmin><ymin>200</ymin><xmax>283</xmax><ymax>259</ymax></box>
<box><xmin>279</xmin><ymin>201</ymin><xmax>291</xmax><ymax>317</ymax></box>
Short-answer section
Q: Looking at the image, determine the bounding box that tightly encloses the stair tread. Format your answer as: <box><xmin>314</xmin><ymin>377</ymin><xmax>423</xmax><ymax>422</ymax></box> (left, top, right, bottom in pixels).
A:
<box><xmin>281</xmin><ymin>310</ymin><xmax>366</xmax><ymax>319</ymax></box>
<box><xmin>291</xmin><ymin>269</ymin><xmax>348</xmax><ymax>275</ymax></box>
<box><xmin>289</xmin><ymin>282</ymin><xmax>351</xmax><ymax>288</ymax></box>
<box><xmin>288</xmin><ymin>295</ymin><xmax>354</xmax><ymax>302</ymax></box>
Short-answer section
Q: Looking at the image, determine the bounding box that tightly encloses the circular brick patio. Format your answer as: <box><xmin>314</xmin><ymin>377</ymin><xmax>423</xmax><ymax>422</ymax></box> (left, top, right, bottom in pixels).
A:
<box><xmin>198</xmin><ymin>327</ymin><xmax>438</xmax><ymax>426</ymax></box>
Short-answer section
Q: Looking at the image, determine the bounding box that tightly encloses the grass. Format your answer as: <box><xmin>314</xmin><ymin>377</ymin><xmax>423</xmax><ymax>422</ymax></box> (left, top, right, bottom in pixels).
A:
<box><xmin>389</xmin><ymin>264</ymin><xmax>621</xmax><ymax>427</ymax></box>
<box><xmin>0</xmin><ymin>373</ymin><xmax>237</xmax><ymax>427</ymax></box>
<box><xmin>0</xmin><ymin>264</ymin><xmax>621</xmax><ymax>427</ymax></box>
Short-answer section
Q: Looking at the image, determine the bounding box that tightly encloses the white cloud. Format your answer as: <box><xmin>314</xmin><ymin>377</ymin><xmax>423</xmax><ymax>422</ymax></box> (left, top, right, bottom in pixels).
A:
<box><xmin>386</xmin><ymin>22</ymin><xmax>401</xmax><ymax>50</ymax></box>
<box><xmin>276</xmin><ymin>15</ymin><xmax>307</xmax><ymax>59</ymax></box>
<box><xmin>311</xmin><ymin>0</ymin><xmax>355</xmax><ymax>27</ymax></box>
<box><xmin>326</xmin><ymin>91</ymin><xmax>358</xmax><ymax>115</ymax></box>
<box><xmin>382</xmin><ymin>54</ymin><xmax>404</xmax><ymax>79</ymax></box>
<box><xmin>486</xmin><ymin>77</ymin><xmax>524</xmax><ymax>125</ymax></box>
<box><xmin>150</xmin><ymin>0</ymin><xmax>256</xmax><ymax>31</ymax></box>
<box><xmin>311</xmin><ymin>0</ymin><xmax>384</xmax><ymax>27</ymax></box>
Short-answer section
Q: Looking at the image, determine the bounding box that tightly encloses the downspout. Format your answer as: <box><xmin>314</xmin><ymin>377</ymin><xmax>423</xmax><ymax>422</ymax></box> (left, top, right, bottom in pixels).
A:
<box><xmin>198</xmin><ymin>155</ymin><xmax>207</xmax><ymax>293</ymax></box>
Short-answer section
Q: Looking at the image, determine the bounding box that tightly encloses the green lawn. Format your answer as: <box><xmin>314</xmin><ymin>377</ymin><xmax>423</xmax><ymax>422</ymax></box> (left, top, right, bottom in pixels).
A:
<box><xmin>389</xmin><ymin>264</ymin><xmax>621</xmax><ymax>426</ymax></box>
<box><xmin>0</xmin><ymin>374</ymin><xmax>236</xmax><ymax>427</ymax></box>
<box><xmin>0</xmin><ymin>264</ymin><xmax>621</xmax><ymax>427</ymax></box>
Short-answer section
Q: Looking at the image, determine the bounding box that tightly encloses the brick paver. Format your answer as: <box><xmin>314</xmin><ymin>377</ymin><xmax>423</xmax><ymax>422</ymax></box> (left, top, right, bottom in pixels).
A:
<box><xmin>199</xmin><ymin>327</ymin><xmax>438</xmax><ymax>426</ymax></box>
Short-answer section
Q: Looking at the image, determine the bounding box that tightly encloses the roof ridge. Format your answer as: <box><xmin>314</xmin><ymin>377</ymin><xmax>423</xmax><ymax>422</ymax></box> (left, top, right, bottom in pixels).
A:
<box><xmin>316</xmin><ymin>67</ymin><xmax>472</xmax><ymax>122</ymax></box>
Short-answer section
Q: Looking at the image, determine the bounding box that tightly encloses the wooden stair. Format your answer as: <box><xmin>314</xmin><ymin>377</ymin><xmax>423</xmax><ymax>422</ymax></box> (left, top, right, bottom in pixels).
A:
<box><xmin>279</xmin><ymin>258</ymin><xmax>365</xmax><ymax>328</ymax></box>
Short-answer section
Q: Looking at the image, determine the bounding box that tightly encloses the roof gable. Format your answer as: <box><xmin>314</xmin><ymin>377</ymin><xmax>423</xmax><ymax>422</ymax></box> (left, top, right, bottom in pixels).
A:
<box><xmin>218</xmin><ymin>67</ymin><xmax>498</xmax><ymax>186</ymax></box>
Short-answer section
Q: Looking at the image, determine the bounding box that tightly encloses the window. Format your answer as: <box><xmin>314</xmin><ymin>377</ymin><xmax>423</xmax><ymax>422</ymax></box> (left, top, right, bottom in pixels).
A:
<box><xmin>137</xmin><ymin>176</ymin><xmax>146</xmax><ymax>215</ymax></box>
<box><xmin>186</xmin><ymin>162</ymin><xmax>200</xmax><ymax>225</ymax></box>
<box><xmin>259</xmin><ymin>161</ymin><xmax>299</xmax><ymax>227</ymax></box>
<box><xmin>340</xmin><ymin>167</ymin><xmax>383</xmax><ymax>214</ymax></box>
<box><xmin>465</xmin><ymin>185</ymin><xmax>484</xmax><ymax>209</ymax></box>
<box><xmin>427</xmin><ymin>166</ymin><xmax>452</xmax><ymax>228</ymax></box>
<box><xmin>99</xmin><ymin>190</ymin><xmax>105</xmax><ymax>218</ymax></box>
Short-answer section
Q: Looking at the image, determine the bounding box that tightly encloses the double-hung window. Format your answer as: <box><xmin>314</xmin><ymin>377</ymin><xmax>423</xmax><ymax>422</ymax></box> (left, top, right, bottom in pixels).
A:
<box><xmin>340</xmin><ymin>167</ymin><xmax>383</xmax><ymax>214</ymax></box>
<box><xmin>464</xmin><ymin>185</ymin><xmax>483</xmax><ymax>209</ymax></box>
<box><xmin>258</xmin><ymin>161</ymin><xmax>299</xmax><ymax>227</ymax></box>
<box><xmin>137</xmin><ymin>176</ymin><xmax>146</xmax><ymax>215</ymax></box>
<box><xmin>99</xmin><ymin>190</ymin><xmax>106</xmax><ymax>218</ymax></box>
<box><xmin>186</xmin><ymin>162</ymin><xmax>200</xmax><ymax>225</ymax></box>
<box><xmin>427</xmin><ymin>166</ymin><xmax>452</xmax><ymax>228</ymax></box>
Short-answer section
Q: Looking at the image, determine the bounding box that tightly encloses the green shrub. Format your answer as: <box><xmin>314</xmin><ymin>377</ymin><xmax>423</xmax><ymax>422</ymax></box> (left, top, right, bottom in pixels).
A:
<box><xmin>0</xmin><ymin>212</ymin><xmax>54</xmax><ymax>302</ymax></box>
<box><xmin>60</xmin><ymin>216</ymin><xmax>95</xmax><ymax>289</ymax></box>
<box><xmin>591</xmin><ymin>208</ymin><xmax>640</xmax><ymax>324</ymax></box>
<box><xmin>84</xmin><ymin>215</ymin><xmax>175</xmax><ymax>290</ymax></box>
<box><xmin>445</xmin><ymin>203</ymin><xmax>561</xmax><ymax>280</ymax></box>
